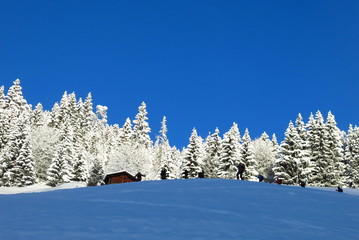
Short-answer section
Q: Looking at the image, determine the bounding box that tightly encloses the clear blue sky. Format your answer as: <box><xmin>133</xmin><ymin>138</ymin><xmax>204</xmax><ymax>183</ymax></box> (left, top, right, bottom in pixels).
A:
<box><xmin>1</xmin><ymin>1</ymin><xmax>358</xmax><ymax>147</ymax></box>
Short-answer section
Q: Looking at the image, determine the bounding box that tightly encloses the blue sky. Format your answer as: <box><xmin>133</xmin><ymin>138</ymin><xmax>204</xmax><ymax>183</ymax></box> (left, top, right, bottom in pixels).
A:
<box><xmin>1</xmin><ymin>1</ymin><xmax>359</xmax><ymax>147</ymax></box>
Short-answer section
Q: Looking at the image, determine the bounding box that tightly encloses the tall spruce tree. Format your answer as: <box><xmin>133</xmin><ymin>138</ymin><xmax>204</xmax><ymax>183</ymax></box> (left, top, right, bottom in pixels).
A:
<box><xmin>182</xmin><ymin>128</ymin><xmax>203</xmax><ymax>178</ymax></box>
<box><xmin>293</xmin><ymin>114</ymin><xmax>312</xmax><ymax>184</ymax></box>
<box><xmin>241</xmin><ymin>128</ymin><xmax>258</xmax><ymax>181</ymax></box>
<box><xmin>323</xmin><ymin>111</ymin><xmax>345</xmax><ymax>186</ymax></box>
<box><xmin>344</xmin><ymin>125</ymin><xmax>359</xmax><ymax>188</ymax></box>
<box><xmin>202</xmin><ymin>128</ymin><xmax>222</xmax><ymax>178</ymax></box>
<box><xmin>133</xmin><ymin>102</ymin><xmax>152</xmax><ymax>148</ymax></box>
<box><xmin>273</xmin><ymin>121</ymin><xmax>299</xmax><ymax>184</ymax></box>
<box><xmin>307</xmin><ymin>111</ymin><xmax>327</xmax><ymax>186</ymax></box>
<box><xmin>218</xmin><ymin>123</ymin><xmax>241</xmax><ymax>179</ymax></box>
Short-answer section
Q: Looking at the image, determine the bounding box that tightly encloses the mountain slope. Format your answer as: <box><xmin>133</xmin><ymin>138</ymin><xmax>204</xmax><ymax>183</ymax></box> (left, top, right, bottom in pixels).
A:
<box><xmin>0</xmin><ymin>179</ymin><xmax>358</xmax><ymax>240</ymax></box>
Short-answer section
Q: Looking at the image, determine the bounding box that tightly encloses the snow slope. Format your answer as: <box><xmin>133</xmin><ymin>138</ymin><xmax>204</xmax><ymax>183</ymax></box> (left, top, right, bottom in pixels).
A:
<box><xmin>0</xmin><ymin>179</ymin><xmax>358</xmax><ymax>240</ymax></box>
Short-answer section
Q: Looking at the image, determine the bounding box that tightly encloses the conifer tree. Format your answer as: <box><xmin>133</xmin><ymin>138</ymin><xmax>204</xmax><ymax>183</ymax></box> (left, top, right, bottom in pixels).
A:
<box><xmin>6</xmin><ymin>79</ymin><xmax>30</xmax><ymax>115</ymax></box>
<box><xmin>294</xmin><ymin>114</ymin><xmax>312</xmax><ymax>184</ymax></box>
<box><xmin>202</xmin><ymin>128</ymin><xmax>222</xmax><ymax>178</ymax></box>
<box><xmin>119</xmin><ymin>118</ymin><xmax>134</xmax><ymax>144</ymax></box>
<box><xmin>31</xmin><ymin>103</ymin><xmax>46</xmax><ymax>127</ymax></box>
<box><xmin>323</xmin><ymin>111</ymin><xmax>345</xmax><ymax>186</ymax></box>
<box><xmin>344</xmin><ymin>125</ymin><xmax>359</xmax><ymax>188</ymax></box>
<box><xmin>46</xmin><ymin>150</ymin><xmax>72</xmax><ymax>187</ymax></box>
<box><xmin>46</xmin><ymin>123</ymin><xmax>74</xmax><ymax>186</ymax></box>
<box><xmin>241</xmin><ymin>129</ymin><xmax>258</xmax><ymax>181</ymax></box>
<box><xmin>218</xmin><ymin>123</ymin><xmax>241</xmax><ymax>179</ymax></box>
<box><xmin>87</xmin><ymin>160</ymin><xmax>105</xmax><ymax>186</ymax></box>
<box><xmin>154</xmin><ymin>116</ymin><xmax>176</xmax><ymax>179</ymax></box>
<box><xmin>273</xmin><ymin>121</ymin><xmax>299</xmax><ymax>184</ymax></box>
<box><xmin>182</xmin><ymin>128</ymin><xmax>203</xmax><ymax>178</ymax></box>
<box><xmin>0</xmin><ymin>113</ymin><xmax>35</xmax><ymax>186</ymax></box>
<box><xmin>307</xmin><ymin>111</ymin><xmax>327</xmax><ymax>186</ymax></box>
<box><xmin>72</xmin><ymin>148</ymin><xmax>88</xmax><ymax>182</ymax></box>
<box><xmin>133</xmin><ymin>102</ymin><xmax>152</xmax><ymax>148</ymax></box>
<box><xmin>13</xmin><ymin>135</ymin><xmax>36</xmax><ymax>186</ymax></box>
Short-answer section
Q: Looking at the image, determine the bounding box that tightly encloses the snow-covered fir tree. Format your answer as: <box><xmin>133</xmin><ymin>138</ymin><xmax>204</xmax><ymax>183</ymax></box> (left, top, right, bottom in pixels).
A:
<box><xmin>182</xmin><ymin>128</ymin><xmax>203</xmax><ymax>178</ymax></box>
<box><xmin>306</xmin><ymin>111</ymin><xmax>327</xmax><ymax>186</ymax></box>
<box><xmin>119</xmin><ymin>118</ymin><xmax>134</xmax><ymax>145</ymax></box>
<box><xmin>12</xmin><ymin>124</ymin><xmax>36</xmax><ymax>187</ymax></box>
<box><xmin>87</xmin><ymin>159</ymin><xmax>105</xmax><ymax>186</ymax></box>
<box><xmin>46</xmin><ymin>123</ymin><xmax>75</xmax><ymax>186</ymax></box>
<box><xmin>240</xmin><ymin>128</ymin><xmax>258</xmax><ymax>181</ymax></box>
<box><xmin>153</xmin><ymin>116</ymin><xmax>178</xmax><ymax>179</ymax></box>
<box><xmin>218</xmin><ymin>123</ymin><xmax>241</xmax><ymax>179</ymax></box>
<box><xmin>344</xmin><ymin>125</ymin><xmax>359</xmax><ymax>188</ymax></box>
<box><xmin>273</xmin><ymin>121</ymin><xmax>300</xmax><ymax>184</ymax></box>
<box><xmin>72</xmin><ymin>148</ymin><xmax>88</xmax><ymax>182</ymax></box>
<box><xmin>201</xmin><ymin>128</ymin><xmax>222</xmax><ymax>178</ymax></box>
<box><xmin>133</xmin><ymin>102</ymin><xmax>152</xmax><ymax>148</ymax></box>
<box><xmin>294</xmin><ymin>114</ymin><xmax>312</xmax><ymax>184</ymax></box>
<box><xmin>0</xmin><ymin>115</ymin><xmax>35</xmax><ymax>186</ymax></box>
<box><xmin>323</xmin><ymin>111</ymin><xmax>345</xmax><ymax>186</ymax></box>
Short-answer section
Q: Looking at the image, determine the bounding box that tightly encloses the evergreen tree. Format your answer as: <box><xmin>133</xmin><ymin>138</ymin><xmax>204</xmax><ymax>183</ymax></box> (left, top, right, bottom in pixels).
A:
<box><xmin>294</xmin><ymin>114</ymin><xmax>312</xmax><ymax>184</ymax></box>
<box><xmin>273</xmin><ymin>121</ymin><xmax>299</xmax><ymax>184</ymax></box>
<box><xmin>46</xmin><ymin>150</ymin><xmax>72</xmax><ymax>187</ymax></box>
<box><xmin>154</xmin><ymin>116</ymin><xmax>176</xmax><ymax>179</ymax></box>
<box><xmin>344</xmin><ymin>125</ymin><xmax>359</xmax><ymax>188</ymax></box>
<box><xmin>13</xmin><ymin>135</ymin><xmax>36</xmax><ymax>186</ymax></box>
<box><xmin>72</xmin><ymin>148</ymin><xmax>88</xmax><ymax>182</ymax></box>
<box><xmin>202</xmin><ymin>128</ymin><xmax>222</xmax><ymax>178</ymax></box>
<box><xmin>119</xmin><ymin>118</ymin><xmax>134</xmax><ymax>144</ymax></box>
<box><xmin>307</xmin><ymin>111</ymin><xmax>327</xmax><ymax>186</ymax></box>
<box><xmin>0</xmin><ymin>114</ymin><xmax>35</xmax><ymax>187</ymax></box>
<box><xmin>133</xmin><ymin>102</ymin><xmax>152</xmax><ymax>148</ymax></box>
<box><xmin>46</xmin><ymin>123</ymin><xmax>74</xmax><ymax>186</ymax></box>
<box><xmin>6</xmin><ymin>79</ymin><xmax>31</xmax><ymax>116</ymax></box>
<box><xmin>323</xmin><ymin>111</ymin><xmax>345</xmax><ymax>186</ymax></box>
<box><xmin>87</xmin><ymin>160</ymin><xmax>105</xmax><ymax>186</ymax></box>
<box><xmin>241</xmin><ymin>128</ymin><xmax>258</xmax><ymax>181</ymax></box>
<box><xmin>218</xmin><ymin>123</ymin><xmax>241</xmax><ymax>179</ymax></box>
<box><xmin>31</xmin><ymin>103</ymin><xmax>46</xmax><ymax>127</ymax></box>
<box><xmin>182</xmin><ymin>128</ymin><xmax>203</xmax><ymax>178</ymax></box>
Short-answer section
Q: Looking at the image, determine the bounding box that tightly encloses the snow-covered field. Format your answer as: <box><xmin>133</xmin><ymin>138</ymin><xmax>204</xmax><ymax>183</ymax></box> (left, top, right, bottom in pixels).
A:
<box><xmin>0</xmin><ymin>179</ymin><xmax>358</xmax><ymax>240</ymax></box>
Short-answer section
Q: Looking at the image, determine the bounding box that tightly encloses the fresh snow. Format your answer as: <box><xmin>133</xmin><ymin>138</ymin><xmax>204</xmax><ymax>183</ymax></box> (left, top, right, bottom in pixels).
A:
<box><xmin>0</xmin><ymin>179</ymin><xmax>358</xmax><ymax>240</ymax></box>
<box><xmin>0</xmin><ymin>182</ymin><xmax>86</xmax><ymax>195</ymax></box>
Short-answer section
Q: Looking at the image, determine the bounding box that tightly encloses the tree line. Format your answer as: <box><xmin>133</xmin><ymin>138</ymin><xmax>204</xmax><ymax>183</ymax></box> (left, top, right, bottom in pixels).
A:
<box><xmin>0</xmin><ymin>79</ymin><xmax>358</xmax><ymax>188</ymax></box>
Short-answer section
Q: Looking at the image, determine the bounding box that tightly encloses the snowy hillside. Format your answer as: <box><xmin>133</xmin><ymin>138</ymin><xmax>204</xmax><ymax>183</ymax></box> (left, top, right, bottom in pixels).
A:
<box><xmin>0</xmin><ymin>179</ymin><xmax>358</xmax><ymax>240</ymax></box>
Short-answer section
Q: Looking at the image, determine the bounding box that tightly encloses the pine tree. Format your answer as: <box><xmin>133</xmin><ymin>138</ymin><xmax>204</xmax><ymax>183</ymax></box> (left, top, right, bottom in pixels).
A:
<box><xmin>6</xmin><ymin>79</ymin><xmax>31</xmax><ymax>116</ymax></box>
<box><xmin>202</xmin><ymin>128</ymin><xmax>222</xmax><ymax>178</ymax></box>
<box><xmin>13</xmin><ymin>135</ymin><xmax>36</xmax><ymax>186</ymax></box>
<box><xmin>323</xmin><ymin>111</ymin><xmax>345</xmax><ymax>186</ymax></box>
<box><xmin>72</xmin><ymin>148</ymin><xmax>88</xmax><ymax>182</ymax></box>
<box><xmin>119</xmin><ymin>118</ymin><xmax>134</xmax><ymax>144</ymax></box>
<box><xmin>133</xmin><ymin>102</ymin><xmax>152</xmax><ymax>148</ymax></box>
<box><xmin>87</xmin><ymin>160</ymin><xmax>105</xmax><ymax>186</ymax></box>
<box><xmin>293</xmin><ymin>114</ymin><xmax>312</xmax><ymax>184</ymax></box>
<box><xmin>307</xmin><ymin>111</ymin><xmax>327</xmax><ymax>186</ymax></box>
<box><xmin>0</xmin><ymin>114</ymin><xmax>35</xmax><ymax>186</ymax></box>
<box><xmin>46</xmin><ymin>124</ymin><xmax>74</xmax><ymax>187</ymax></box>
<box><xmin>273</xmin><ymin>121</ymin><xmax>299</xmax><ymax>184</ymax></box>
<box><xmin>182</xmin><ymin>128</ymin><xmax>203</xmax><ymax>178</ymax></box>
<box><xmin>218</xmin><ymin>123</ymin><xmax>241</xmax><ymax>179</ymax></box>
<box><xmin>241</xmin><ymin>129</ymin><xmax>258</xmax><ymax>181</ymax></box>
<box><xmin>31</xmin><ymin>103</ymin><xmax>46</xmax><ymax>127</ymax></box>
<box><xmin>154</xmin><ymin>116</ymin><xmax>176</xmax><ymax>179</ymax></box>
<box><xmin>46</xmin><ymin>148</ymin><xmax>73</xmax><ymax>187</ymax></box>
<box><xmin>344</xmin><ymin>125</ymin><xmax>359</xmax><ymax>188</ymax></box>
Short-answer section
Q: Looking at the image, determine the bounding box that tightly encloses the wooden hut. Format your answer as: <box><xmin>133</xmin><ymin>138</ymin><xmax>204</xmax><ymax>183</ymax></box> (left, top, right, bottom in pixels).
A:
<box><xmin>104</xmin><ymin>171</ymin><xmax>138</xmax><ymax>185</ymax></box>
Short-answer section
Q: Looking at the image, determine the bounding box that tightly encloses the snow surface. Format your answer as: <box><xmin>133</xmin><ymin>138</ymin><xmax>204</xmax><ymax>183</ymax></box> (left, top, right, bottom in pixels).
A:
<box><xmin>0</xmin><ymin>179</ymin><xmax>358</xmax><ymax>240</ymax></box>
